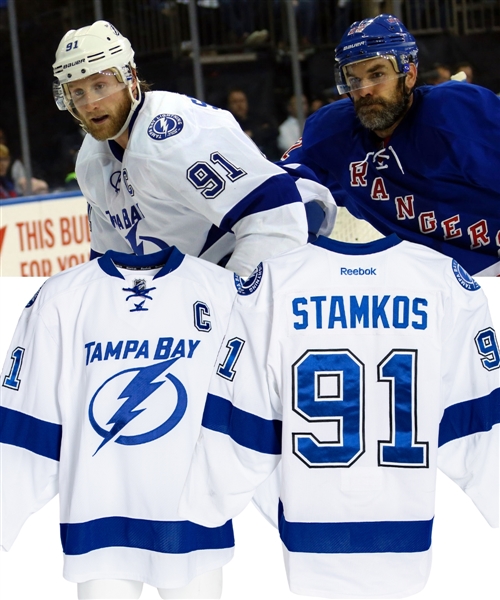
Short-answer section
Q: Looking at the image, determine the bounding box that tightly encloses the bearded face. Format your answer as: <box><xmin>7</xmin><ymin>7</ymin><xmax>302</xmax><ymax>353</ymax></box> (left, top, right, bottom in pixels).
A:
<box><xmin>353</xmin><ymin>78</ymin><xmax>411</xmax><ymax>132</ymax></box>
<box><xmin>344</xmin><ymin>57</ymin><xmax>416</xmax><ymax>135</ymax></box>
<box><xmin>76</xmin><ymin>87</ymin><xmax>132</xmax><ymax>141</ymax></box>
<box><xmin>67</xmin><ymin>72</ymin><xmax>133</xmax><ymax>141</ymax></box>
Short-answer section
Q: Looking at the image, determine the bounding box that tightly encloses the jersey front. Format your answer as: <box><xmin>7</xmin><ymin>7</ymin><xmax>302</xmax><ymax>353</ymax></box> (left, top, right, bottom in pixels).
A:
<box><xmin>279</xmin><ymin>82</ymin><xmax>500</xmax><ymax>276</ymax></box>
<box><xmin>77</xmin><ymin>91</ymin><xmax>307</xmax><ymax>276</ymax></box>
<box><xmin>179</xmin><ymin>237</ymin><xmax>500</xmax><ymax>598</ymax></box>
<box><xmin>0</xmin><ymin>248</ymin><xmax>238</xmax><ymax>588</ymax></box>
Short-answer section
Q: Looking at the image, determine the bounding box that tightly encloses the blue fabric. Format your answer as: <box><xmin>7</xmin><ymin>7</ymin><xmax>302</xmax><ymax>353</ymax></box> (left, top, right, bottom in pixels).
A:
<box><xmin>279</xmin><ymin>84</ymin><xmax>500</xmax><ymax>274</ymax></box>
<box><xmin>278</xmin><ymin>501</ymin><xmax>433</xmax><ymax>554</ymax></box>
<box><xmin>438</xmin><ymin>387</ymin><xmax>500</xmax><ymax>447</ymax></box>
<box><xmin>313</xmin><ymin>233</ymin><xmax>402</xmax><ymax>255</ymax></box>
<box><xmin>219</xmin><ymin>173</ymin><xmax>302</xmax><ymax>232</ymax></box>
<box><xmin>60</xmin><ymin>516</ymin><xmax>234</xmax><ymax>555</ymax></box>
<box><xmin>0</xmin><ymin>406</ymin><xmax>61</xmax><ymax>461</ymax></box>
<box><xmin>202</xmin><ymin>393</ymin><xmax>282</xmax><ymax>454</ymax></box>
<box><xmin>97</xmin><ymin>247</ymin><xmax>184</xmax><ymax>279</ymax></box>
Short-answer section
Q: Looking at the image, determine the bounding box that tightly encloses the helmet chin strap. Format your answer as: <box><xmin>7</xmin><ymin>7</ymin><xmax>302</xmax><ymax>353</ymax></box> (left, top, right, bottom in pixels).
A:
<box><xmin>108</xmin><ymin>84</ymin><xmax>142</xmax><ymax>141</ymax></box>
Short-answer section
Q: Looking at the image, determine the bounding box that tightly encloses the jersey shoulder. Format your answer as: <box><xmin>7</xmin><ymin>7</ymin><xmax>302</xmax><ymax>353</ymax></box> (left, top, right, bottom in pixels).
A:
<box><xmin>25</xmin><ymin>260</ymin><xmax>103</xmax><ymax>313</ymax></box>
<box><xmin>303</xmin><ymin>98</ymin><xmax>357</xmax><ymax>146</ymax></box>
<box><xmin>180</xmin><ymin>255</ymin><xmax>238</xmax><ymax>304</ymax></box>
<box><xmin>413</xmin><ymin>82</ymin><xmax>500</xmax><ymax>134</ymax></box>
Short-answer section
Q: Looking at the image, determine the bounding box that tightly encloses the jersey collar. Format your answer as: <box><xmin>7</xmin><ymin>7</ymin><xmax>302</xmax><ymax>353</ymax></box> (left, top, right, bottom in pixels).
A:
<box><xmin>312</xmin><ymin>233</ymin><xmax>402</xmax><ymax>255</ymax></box>
<box><xmin>107</xmin><ymin>92</ymin><xmax>146</xmax><ymax>162</ymax></box>
<box><xmin>98</xmin><ymin>246</ymin><xmax>185</xmax><ymax>279</ymax></box>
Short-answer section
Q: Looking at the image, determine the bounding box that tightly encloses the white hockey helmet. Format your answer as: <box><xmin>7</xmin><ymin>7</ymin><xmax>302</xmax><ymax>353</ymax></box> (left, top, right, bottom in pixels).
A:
<box><xmin>52</xmin><ymin>20</ymin><xmax>142</xmax><ymax>140</ymax></box>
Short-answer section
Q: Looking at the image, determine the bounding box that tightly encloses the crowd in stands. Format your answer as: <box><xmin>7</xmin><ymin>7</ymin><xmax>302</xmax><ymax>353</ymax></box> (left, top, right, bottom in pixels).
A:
<box><xmin>0</xmin><ymin>57</ymin><xmax>492</xmax><ymax>200</ymax></box>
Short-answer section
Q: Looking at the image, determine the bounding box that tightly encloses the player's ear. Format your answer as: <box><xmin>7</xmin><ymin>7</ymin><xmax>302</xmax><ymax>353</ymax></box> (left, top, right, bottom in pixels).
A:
<box><xmin>406</xmin><ymin>63</ymin><xmax>418</xmax><ymax>90</ymax></box>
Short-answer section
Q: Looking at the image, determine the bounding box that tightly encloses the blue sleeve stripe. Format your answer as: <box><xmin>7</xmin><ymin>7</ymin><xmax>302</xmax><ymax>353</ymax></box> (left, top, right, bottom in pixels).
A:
<box><xmin>60</xmin><ymin>516</ymin><xmax>234</xmax><ymax>555</ymax></box>
<box><xmin>278</xmin><ymin>501</ymin><xmax>433</xmax><ymax>554</ymax></box>
<box><xmin>219</xmin><ymin>173</ymin><xmax>302</xmax><ymax>232</ymax></box>
<box><xmin>438</xmin><ymin>387</ymin><xmax>500</xmax><ymax>447</ymax></box>
<box><xmin>202</xmin><ymin>393</ymin><xmax>282</xmax><ymax>455</ymax></box>
<box><xmin>198</xmin><ymin>224</ymin><xmax>231</xmax><ymax>257</ymax></box>
<box><xmin>0</xmin><ymin>406</ymin><xmax>62</xmax><ymax>461</ymax></box>
<box><xmin>279</xmin><ymin>163</ymin><xmax>323</xmax><ymax>184</ymax></box>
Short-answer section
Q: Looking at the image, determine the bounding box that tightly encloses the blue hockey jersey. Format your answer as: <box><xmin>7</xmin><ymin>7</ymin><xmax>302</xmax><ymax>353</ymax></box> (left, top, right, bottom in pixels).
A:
<box><xmin>279</xmin><ymin>82</ymin><xmax>500</xmax><ymax>276</ymax></box>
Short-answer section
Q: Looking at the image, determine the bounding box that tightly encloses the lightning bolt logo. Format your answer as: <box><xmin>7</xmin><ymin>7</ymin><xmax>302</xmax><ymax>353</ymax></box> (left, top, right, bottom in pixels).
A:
<box><xmin>89</xmin><ymin>358</ymin><xmax>187</xmax><ymax>455</ymax></box>
<box><xmin>125</xmin><ymin>222</ymin><xmax>169</xmax><ymax>256</ymax></box>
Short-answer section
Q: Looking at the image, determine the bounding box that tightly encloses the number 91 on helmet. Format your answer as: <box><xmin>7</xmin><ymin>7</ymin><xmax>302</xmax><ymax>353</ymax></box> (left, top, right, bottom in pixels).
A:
<box><xmin>52</xmin><ymin>20</ymin><xmax>141</xmax><ymax>138</ymax></box>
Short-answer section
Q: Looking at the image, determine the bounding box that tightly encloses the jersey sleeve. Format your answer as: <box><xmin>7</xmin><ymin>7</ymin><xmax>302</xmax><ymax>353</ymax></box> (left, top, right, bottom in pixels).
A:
<box><xmin>179</xmin><ymin>273</ymin><xmax>282</xmax><ymax>526</ymax></box>
<box><xmin>276</xmin><ymin>115</ymin><xmax>339</xmax><ymax>238</ymax></box>
<box><xmin>437</xmin><ymin>275</ymin><xmax>500</xmax><ymax>527</ymax></box>
<box><xmin>0</xmin><ymin>295</ymin><xmax>62</xmax><ymax>551</ymax></box>
<box><xmin>149</xmin><ymin>101</ymin><xmax>309</xmax><ymax>277</ymax></box>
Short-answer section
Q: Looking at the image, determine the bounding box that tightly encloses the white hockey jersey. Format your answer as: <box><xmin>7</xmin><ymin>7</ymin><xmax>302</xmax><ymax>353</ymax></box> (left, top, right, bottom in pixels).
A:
<box><xmin>76</xmin><ymin>91</ymin><xmax>328</xmax><ymax>277</ymax></box>
<box><xmin>179</xmin><ymin>235</ymin><xmax>500</xmax><ymax>598</ymax></box>
<box><xmin>0</xmin><ymin>247</ymin><xmax>239</xmax><ymax>588</ymax></box>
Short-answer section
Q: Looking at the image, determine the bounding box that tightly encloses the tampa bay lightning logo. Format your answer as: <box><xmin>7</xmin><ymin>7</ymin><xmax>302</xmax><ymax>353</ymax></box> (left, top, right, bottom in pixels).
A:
<box><xmin>147</xmin><ymin>114</ymin><xmax>184</xmax><ymax>141</ymax></box>
<box><xmin>125</xmin><ymin>222</ymin><xmax>169</xmax><ymax>256</ymax></box>
<box><xmin>452</xmin><ymin>259</ymin><xmax>480</xmax><ymax>291</ymax></box>
<box><xmin>89</xmin><ymin>357</ymin><xmax>187</xmax><ymax>455</ymax></box>
<box><xmin>26</xmin><ymin>286</ymin><xmax>43</xmax><ymax>308</ymax></box>
<box><xmin>234</xmin><ymin>263</ymin><xmax>263</xmax><ymax>296</ymax></box>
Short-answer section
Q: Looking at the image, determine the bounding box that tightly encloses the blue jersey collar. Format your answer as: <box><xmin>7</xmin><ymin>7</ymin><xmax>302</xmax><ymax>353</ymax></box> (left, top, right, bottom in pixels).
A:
<box><xmin>312</xmin><ymin>233</ymin><xmax>402</xmax><ymax>255</ymax></box>
<box><xmin>98</xmin><ymin>246</ymin><xmax>185</xmax><ymax>279</ymax></box>
<box><xmin>107</xmin><ymin>92</ymin><xmax>146</xmax><ymax>162</ymax></box>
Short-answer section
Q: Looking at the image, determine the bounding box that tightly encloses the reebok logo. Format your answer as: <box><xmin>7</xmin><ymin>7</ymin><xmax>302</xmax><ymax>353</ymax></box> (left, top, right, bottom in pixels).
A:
<box><xmin>340</xmin><ymin>267</ymin><xmax>377</xmax><ymax>276</ymax></box>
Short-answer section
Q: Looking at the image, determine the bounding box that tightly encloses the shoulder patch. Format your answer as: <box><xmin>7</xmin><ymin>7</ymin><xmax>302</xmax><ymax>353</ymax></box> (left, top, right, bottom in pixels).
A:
<box><xmin>26</xmin><ymin>286</ymin><xmax>43</xmax><ymax>308</ymax></box>
<box><xmin>147</xmin><ymin>114</ymin><xmax>184</xmax><ymax>141</ymax></box>
<box><xmin>234</xmin><ymin>263</ymin><xmax>263</xmax><ymax>296</ymax></box>
<box><xmin>452</xmin><ymin>259</ymin><xmax>480</xmax><ymax>291</ymax></box>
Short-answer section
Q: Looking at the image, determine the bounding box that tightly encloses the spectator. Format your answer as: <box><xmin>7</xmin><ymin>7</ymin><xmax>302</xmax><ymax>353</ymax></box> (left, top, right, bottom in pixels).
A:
<box><xmin>277</xmin><ymin>94</ymin><xmax>309</xmax><ymax>153</ymax></box>
<box><xmin>219</xmin><ymin>0</ymin><xmax>266</xmax><ymax>45</ymax></box>
<box><xmin>226</xmin><ymin>87</ymin><xmax>280</xmax><ymax>160</ymax></box>
<box><xmin>0</xmin><ymin>127</ymin><xmax>49</xmax><ymax>196</ymax></box>
<box><xmin>421</xmin><ymin>63</ymin><xmax>451</xmax><ymax>85</ymax></box>
<box><xmin>454</xmin><ymin>61</ymin><xmax>474</xmax><ymax>83</ymax></box>
<box><xmin>0</xmin><ymin>144</ymin><xmax>17</xmax><ymax>200</ymax></box>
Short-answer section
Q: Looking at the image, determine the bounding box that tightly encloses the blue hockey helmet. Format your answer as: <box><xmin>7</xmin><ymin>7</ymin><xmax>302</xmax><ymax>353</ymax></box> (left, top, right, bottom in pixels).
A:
<box><xmin>335</xmin><ymin>15</ymin><xmax>418</xmax><ymax>94</ymax></box>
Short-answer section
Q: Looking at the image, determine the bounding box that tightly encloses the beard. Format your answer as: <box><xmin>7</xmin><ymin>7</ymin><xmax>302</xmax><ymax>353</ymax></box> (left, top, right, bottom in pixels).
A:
<box><xmin>354</xmin><ymin>81</ymin><xmax>410</xmax><ymax>132</ymax></box>
<box><xmin>78</xmin><ymin>90</ymin><xmax>132</xmax><ymax>141</ymax></box>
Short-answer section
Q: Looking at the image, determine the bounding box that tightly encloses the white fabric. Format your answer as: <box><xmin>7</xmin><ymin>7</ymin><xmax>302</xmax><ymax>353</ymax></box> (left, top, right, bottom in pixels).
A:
<box><xmin>0</xmin><ymin>250</ymin><xmax>237</xmax><ymax>588</ymax></box>
<box><xmin>180</xmin><ymin>237</ymin><xmax>500</xmax><ymax>598</ymax></box>
<box><xmin>77</xmin><ymin>91</ymin><xmax>308</xmax><ymax>276</ymax></box>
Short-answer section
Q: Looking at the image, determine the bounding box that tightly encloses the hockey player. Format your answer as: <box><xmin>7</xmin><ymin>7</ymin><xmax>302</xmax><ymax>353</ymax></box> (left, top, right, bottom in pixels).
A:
<box><xmin>278</xmin><ymin>14</ymin><xmax>500</xmax><ymax>277</ymax></box>
<box><xmin>52</xmin><ymin>21</ymin><xmax>333</xmax><ymax>278</ymax></box>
